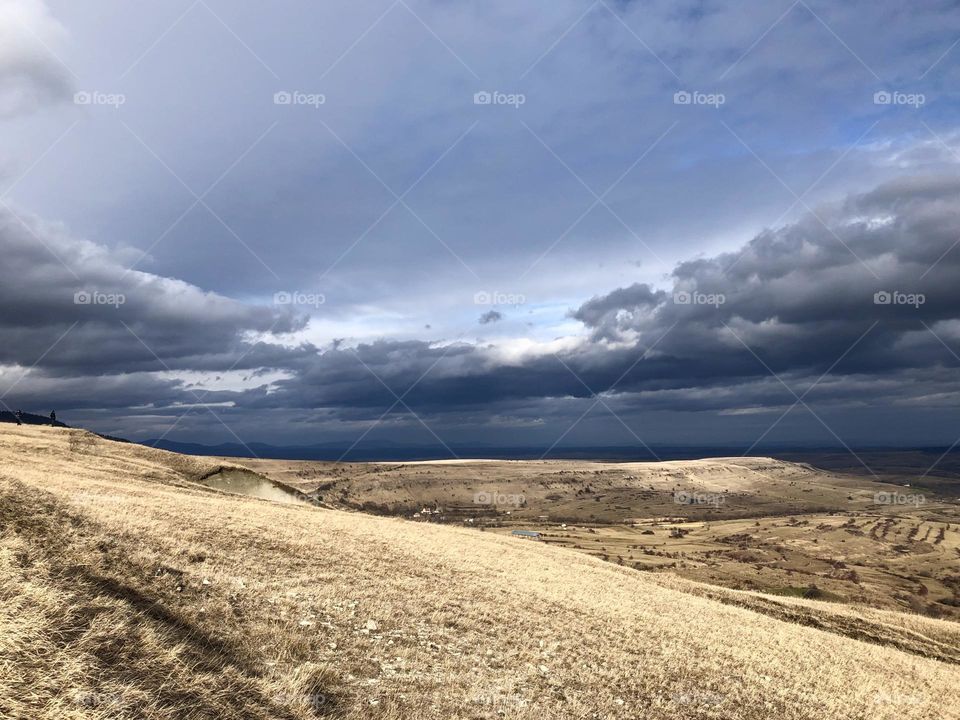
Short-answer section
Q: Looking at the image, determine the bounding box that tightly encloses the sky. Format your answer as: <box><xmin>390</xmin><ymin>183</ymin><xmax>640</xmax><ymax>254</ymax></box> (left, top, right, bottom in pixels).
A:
<box><xmin>2</xmin><ymin>0</ymin><xmax>960</xmax><ymax>455</ymax></box>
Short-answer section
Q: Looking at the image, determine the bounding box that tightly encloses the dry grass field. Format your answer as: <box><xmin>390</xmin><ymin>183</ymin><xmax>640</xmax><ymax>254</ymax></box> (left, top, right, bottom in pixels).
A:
<box><xmin>236</xmin><ymin>456</ymin><xmax>862</xmax><ymax>521</ymax></box>
<box><xmin>2</xmin><ymin>425</ymin><xmax>959</xmax><ymax>719</ymax></box>
<box><xmin>524</xmin><ymin>511</ymin><xmax>960</xmax><ymax>619</ymax></box>
<box><xmin>242</xmin><ymin>455</ymin><xmax>960</xmax><ymax>620</ymax></box>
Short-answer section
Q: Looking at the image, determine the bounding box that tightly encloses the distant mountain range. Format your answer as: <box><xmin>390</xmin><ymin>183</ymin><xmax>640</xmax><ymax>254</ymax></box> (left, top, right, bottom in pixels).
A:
<box><xmin>141</xmin><ymin>438</ymin><xmax>960</xmax><ymax>467</ymax></box>
<box><xmin>149</xmin><ymin>438</ymin><xmax>821</xmax><ymax>462</ymax></box>
<box><xmin>3</xmin><ymin>413</ymin><xmax>957</xmax><ymax>469</ymax></box>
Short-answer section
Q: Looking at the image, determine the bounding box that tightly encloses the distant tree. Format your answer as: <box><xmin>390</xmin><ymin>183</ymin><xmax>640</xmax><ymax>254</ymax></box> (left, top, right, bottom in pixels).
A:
<box><xmin>15</xmin><ymin>410</ymin><xmax>22</xmax><ymax>425</ymax></box>
<box><xmin>50</xmin><ymin>410</ymin><xmax>57</xmax><ymax>423</ymax></box>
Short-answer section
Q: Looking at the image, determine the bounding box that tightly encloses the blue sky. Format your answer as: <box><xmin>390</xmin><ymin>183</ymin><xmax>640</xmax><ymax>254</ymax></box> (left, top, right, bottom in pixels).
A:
<box><xmin>2</xmin><ymin>0</ymin><xmax>960</xmax><ymax>453</ymax></box>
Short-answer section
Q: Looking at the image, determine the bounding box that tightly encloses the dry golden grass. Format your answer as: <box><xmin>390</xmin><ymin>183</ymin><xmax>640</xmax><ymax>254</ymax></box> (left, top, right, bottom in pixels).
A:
<box><xmin>239</xmin><ymin>455</ymin><xmax>856</xmax><ymax>522</ymax></box>
<box><xmin>1</xmin><ymin>426</ymin><xmax>958</xmax><ymax>719</ymax></box>
<box><xmin>527</xmin><ymin>512</ymin><xmax>960</xmax><ymax>619</ymax></box>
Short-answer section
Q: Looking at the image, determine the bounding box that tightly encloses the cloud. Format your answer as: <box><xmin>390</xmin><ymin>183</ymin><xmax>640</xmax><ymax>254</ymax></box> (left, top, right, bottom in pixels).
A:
<box><xmin>234</xmin><ymin>175</ymin><xmax>960</xmax><ymax>425</ymax></box>
<box><xmin>0</xmin><ymin>206</ymin><xmax>310</xmax><ymax>400</ymax></box>
<box><xmin>5</xmin><ymin>1</ymin><xmax>960</xmax><ymax>445</ymax></box>
<box><xmin>563</xmin><ymin>174</ymin><xmax>960</xmax><ymax>396</ymax></box>
<box><xmin>8</xmin><ymin>172</ymin><xmax>960</xmax><ymax>445</ymax></box>
<box><xmin>19</xmin><ymin>0</ymin><xmax>960</xmax><ymax>317</ymax></box>
<box><xmin>479</xmin><ymin>310</ymin><xmax>502</xmax><ymax>324</ymax></box>
<box><xmin>5</xmin><ymin>172</ymin><xmax>960</xmax><ymax>447</ymax></box>
<box><xmin>0</xmin><ymin>0</ymin><xmax>73</xmax><ymax>117</ymax></box>
<box><xmin>571</xmin><ymin>284</ymin><xmax>665</xmax><ymax>341</ymax></box>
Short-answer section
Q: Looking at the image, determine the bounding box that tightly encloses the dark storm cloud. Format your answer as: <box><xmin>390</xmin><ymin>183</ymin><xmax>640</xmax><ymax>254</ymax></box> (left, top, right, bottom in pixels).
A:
<box><xmin>230</xmin><ymin>175</ymin><xmax>960</xmax><ymax>421</ymax></box>
<box><xmin>564</xmin><ymin>175</ymin><xmax>960</xmax><ymax>391</ymax></box>
<box><xmin>5</xmin><ymin>173</ymin><xmax>960</xmax><ymax>437</ymax></box>
<box><xmin>0</xmin><ymin>207</ymin><xmax>311</xmax><ymax>387</ymax></box>
<box><xmin>6</xmin><ymin>1</ymin><xmax>960</xmax><ymax>444</ymax></box>
<box><xmin>572</xmin><ymin>284</ymin><xmax>666</xmax><ymax>341</ymax></box>
<box><xmin>478</xmin><ymin>310</ymin><xmax>502</xmax><ymax>324</ymax></box>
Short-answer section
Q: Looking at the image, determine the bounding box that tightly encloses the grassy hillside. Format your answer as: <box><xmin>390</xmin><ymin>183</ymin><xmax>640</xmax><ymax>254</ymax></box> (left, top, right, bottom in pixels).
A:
<box><xmin>242</xmin><ymin>455</ymin><xmax>960</xmax><ymax>618</ymax></box>
<box><xmin>1</xmin><ymin>426</ymin><xmax>958</xmax><ymax>719</ymax></box>
<box><xmin>237</xmin><ymin>456</ymin><xmax>864</xmax><ymax>521</ymax></box>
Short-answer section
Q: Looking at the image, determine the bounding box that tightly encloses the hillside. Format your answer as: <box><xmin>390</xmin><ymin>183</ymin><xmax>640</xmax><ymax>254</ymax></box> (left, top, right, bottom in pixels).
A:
<box><xmin>236</xmin><ymin>455</ymin><xmax>861</xmax><ymax>520</ymax></box>
<box><xmin>238</xmin><ymin>456</ymin><xmax>960</xmax><ymax>618</ymax></box>
<box><xmin>1</xmin><ymin>425</ymin><xmax>958</xmax><ymax>719</ymax></box>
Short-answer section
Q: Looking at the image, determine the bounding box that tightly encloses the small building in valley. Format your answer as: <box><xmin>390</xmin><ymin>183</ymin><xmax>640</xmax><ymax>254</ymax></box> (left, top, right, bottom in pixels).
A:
<box><xmin>511</xmin><ymin>530</ymin><xmax>541</xmax><ymax>540</ymax></box>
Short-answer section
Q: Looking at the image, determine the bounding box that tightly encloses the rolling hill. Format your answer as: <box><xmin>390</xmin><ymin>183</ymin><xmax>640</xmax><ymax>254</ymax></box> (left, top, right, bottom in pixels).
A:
<box><xmin>1</xmin><ymin>425</ymin><xmax>958</xmax><ymax>719</ymax></box>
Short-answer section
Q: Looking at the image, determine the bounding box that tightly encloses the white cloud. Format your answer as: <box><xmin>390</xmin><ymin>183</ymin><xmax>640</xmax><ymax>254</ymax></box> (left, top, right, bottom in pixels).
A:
<box><xmin>0</xmin><ymin>0</ymin><xmax>72</xmax><ymax>117</ymax></box>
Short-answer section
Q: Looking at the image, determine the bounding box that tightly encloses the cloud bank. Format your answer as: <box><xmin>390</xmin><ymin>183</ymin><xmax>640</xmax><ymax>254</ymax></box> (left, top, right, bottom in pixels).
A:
<box><xmin>3</xmin><ymin>174</ymin><xmax>959</xmax><ymax>446</ymax></box>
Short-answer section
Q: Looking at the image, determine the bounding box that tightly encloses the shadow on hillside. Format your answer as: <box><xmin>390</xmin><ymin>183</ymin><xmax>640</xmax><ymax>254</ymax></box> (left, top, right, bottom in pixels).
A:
<box><xmin>0</xmin><ymin>478</ymin><xmax>341</xmax><ymax>718</ymax></box>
